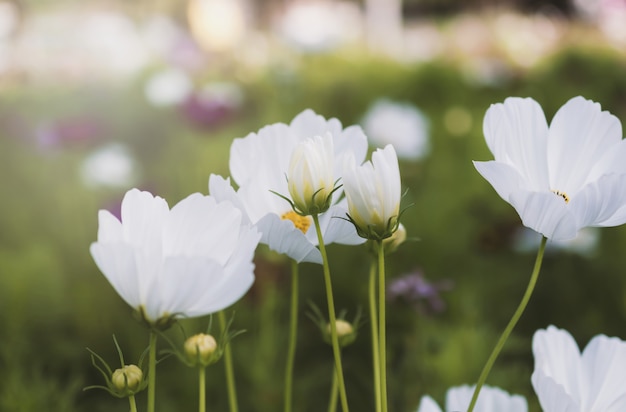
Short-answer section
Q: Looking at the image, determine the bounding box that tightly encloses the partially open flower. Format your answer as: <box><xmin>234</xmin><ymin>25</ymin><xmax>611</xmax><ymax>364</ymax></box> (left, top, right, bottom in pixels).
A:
<box><xmin>184</xmin><ymin>333</ymin><xmax>219</xmax><ymax>367</ymax></box>
<box><xmin>111</xmin><ymin>365</ymin><xmax>143</xmax><ymax>395</ymax></box>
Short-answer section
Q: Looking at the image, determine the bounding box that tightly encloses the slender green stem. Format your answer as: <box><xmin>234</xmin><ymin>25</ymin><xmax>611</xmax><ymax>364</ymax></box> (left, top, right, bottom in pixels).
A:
<box><xmin>219</xmin><ymin>311</ymin><xmax>239</xmax><ymax>412</ymax></box>
<box><xmin>327</xmin><ymin>367</ymin><xmax>339</xmax><ymax>412</ymax></box>
<box><xmin>147</xmin><ymin>330</ymin><xmax>157</xmax><ymax>412</ymax></box>
<box><xmin>369</xmin><ymin>258</ymin><xmax>382</xmax><ymax>412</ymax></box>
<box><xmin>199</xmin><ymin>367</ymin><xmax>206</xmax><ymax>412</ymax></box>
<box><xmin>468</xmin><ymin>236</ymin><xmax>547</xmax><ymax>412</ymax></box>
<box><xmin>312</xmin><ymin>213</ymin><xmax>349</xmax><ymax>412</ymax></box>
<box><xmin>284</xmin><ymin>260</ymin><xmax>299</xmax><ymax>412</ymax></box>
<box><xmin>376</xmin><ymin>241</ymin><xmax>388</xmax><ymax>412</ymax></box>
<box><xmin>129</xmin><ymin>395</ymin><xmax>138</xmax><ymax>412</ymax></box>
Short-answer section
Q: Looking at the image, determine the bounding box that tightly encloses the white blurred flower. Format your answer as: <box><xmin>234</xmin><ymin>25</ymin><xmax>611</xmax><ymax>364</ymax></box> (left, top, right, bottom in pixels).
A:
<box><xmin>362</xmin><ymin>99</ymin><xmax>429</xmax><ymax>161</ymax></box>
<box><xmin>209</xmin><ymin>109</ymin><xmax>367</xmax><ymax>264</ymax></box>
<box><xmin>277</xmin><ymin>0</ymin><xmax>362</xmax><ymax>53</ymax></box>
<box><xmin>81</xmin><ymin>144</ymin><xmax>137</xmax><ymax>189</ymax></box>
<box><xmin>474</xmin><ymin>96</ymin><xmax>626</xmax><ymax>240</ymax></box>
<box><xmin>144</xmin><ymin>67</ymin><xmax>193</xmax><ymax>107</ymax></box>
<box><xmin>187</xmin><ymin>0</ymin><xmax>247</xmax><ymax>53</ymax></box>
<box><xmin>532</xmin><ymin>325</ymin><xmax>626</xmax><ymax>411</ymax></box>
<box><xmin>343</xmin><ymin>145</ymin><xmax>401</xmax><ymax>240</ymax></box>
<box><xmin>90</xmin><ymin>189</ymin><xmax>261</xmax><ymax>327</ymax></box>
<box><xmin>416</xmin><ymin>384</ymin><xmax>527</xmax><ymax>412</ymax></box>
<box><xmin>0</xmin><ymin>1</ymin><xmax>19</xmax><ymax>39</ymax></box>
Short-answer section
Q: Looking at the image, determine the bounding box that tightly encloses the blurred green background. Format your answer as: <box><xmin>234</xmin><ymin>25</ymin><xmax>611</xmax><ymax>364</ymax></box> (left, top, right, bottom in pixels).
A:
<box><xmin>2</xmin><ymin>0</ymin><xmax>626</xmax><ymax>411</ymax></box>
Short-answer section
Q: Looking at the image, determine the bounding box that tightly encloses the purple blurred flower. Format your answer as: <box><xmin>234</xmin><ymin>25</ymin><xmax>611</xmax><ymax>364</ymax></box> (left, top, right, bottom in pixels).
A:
<box><xmin>36</xmin><ymin>117</ymin><xmax>105</xmax><ymax>149</ymax></box>
<box><xmin>387</xmin><ymin>270</ymin><xmax>453</xmax><ymax>314</ymax></box>
<box><xmin>179</xmin><ymin>82</ymin><xmax>243</xmax><ymax>130</ymax></box>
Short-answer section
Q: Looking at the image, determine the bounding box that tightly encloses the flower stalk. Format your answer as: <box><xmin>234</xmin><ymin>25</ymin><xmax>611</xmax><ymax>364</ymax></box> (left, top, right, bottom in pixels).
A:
<box><xmin>328</xmin><ymin>367</ymin><xmax>339</xmax><ymax>412</ymax></box>
<box><xmin>284</xmin><ymin>260</ymin><xmax>299</xmax><ymax>412</ymax></box>
<box><xmin>376</xmin><ymin>240</ymin><xmax>388</xmax><ymax>412</ymax></box>
<box><xmin>147</xmin><ymin>330</ymin><xmax>157</xmax><ymax>412</ymax></box>
<box><xmin>313</xmin><ymin>213</ymin><xmax>350</xmax><ymax>412</ymax></box>
<box><xmin>129</xmin><ymin>395</ymin><xmax>138</xmax><ymax>412</ymax></box>
<box><xmin>199</xmin><ymin>366</ymin><xmax>206</xmax><ymax>412</ymax></box>
<box><xmin>219</xmin><ymin>311</ymin><xmax>239</xmax><ymax>412</ymax></box>
<box><xmin>369</xmin><ymin>259</ymin><xmax>382</xmax><ymax>412</ymax></box>
<box><xmin>468</xmin><ymin>236</ymin><xmax>547</xmax><ymax>412</ymax></box>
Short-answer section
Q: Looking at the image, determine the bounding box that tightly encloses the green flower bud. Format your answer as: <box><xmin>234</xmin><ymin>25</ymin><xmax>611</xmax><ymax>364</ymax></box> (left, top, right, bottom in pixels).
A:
<box><xmin>111</xmin><ymin>365</ymin><xmax>143</xmax><ymax>395</ymax></box>
<box><xmin>327</xmin><ymin>319</ymin><xmax>356</xmax><ymax>347</ymax></box>
<box><xmin>184</xmin><ymin>333</ymin><xmax>218</xmax><ymax>367</ymax></box>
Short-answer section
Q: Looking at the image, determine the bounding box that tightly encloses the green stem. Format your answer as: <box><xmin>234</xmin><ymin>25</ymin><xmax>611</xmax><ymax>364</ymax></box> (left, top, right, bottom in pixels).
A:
<box><xmin>284</xmin><ymin>260</ymin><xmax>299</xmax><ymax>412</ymax></box>
<box><xmin>369</xmin><ymin>258</ymin><xmax>382</xmax><ymax>412</ymax></box>
<box><xmin>312</xmin><ymin>213</ymin><xmax>350</xmax><ymax>412</ymax></box>
<box><xmin>199</xmin><ymin>367</ymin><xmax>206</xmax><ymax>412</ymax></box>
<box><xmin>129</xmin><ymin>395</ymin><xmax>138</xmax><ymax>412</ymax></box>
<box><xmin>219</xmin><ymin>311</ymin><xmax>239</xmax><ymax>412</ymax></box>
<box><xmin>376</xmin><ymin>241</ymin><xmax>388</xmax><ymax>412</ymax></box>
<box><xmin>467</xmin><ymin>236</ymin><xmax>547</xmax><ymax>412</ymax></box>
<box><xmin>327</xmin><ymin>367</ymin><xmax>339</xmax><ymax>412</ymax></box>
<box><xmin>147</xmin><ymin>330</ymin><xmax>157</xmax><ymax>412</ymax></box>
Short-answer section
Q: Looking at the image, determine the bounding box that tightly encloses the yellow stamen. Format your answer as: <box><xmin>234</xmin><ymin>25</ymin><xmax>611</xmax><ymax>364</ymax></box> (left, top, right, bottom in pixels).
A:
<box><xmin>551</xmin><ymin>189</ymin><xmax>570</xmax><ymax>203</ymax></box>
<box><xmin>281</xmin><ymin>211</ymin><xmax>312</xmax><ymax>234</ymax></box>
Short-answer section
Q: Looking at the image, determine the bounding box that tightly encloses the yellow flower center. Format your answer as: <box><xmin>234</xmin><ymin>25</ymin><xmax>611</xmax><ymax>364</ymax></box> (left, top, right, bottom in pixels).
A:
<box><xmin>551</xmin><ymin>189</ymin><xmax>570</xmax><ymax>203</ymax></box>
<box><xmin>281</xmin><ymin>210</ymin><xmax>312</xmax><ymax>233</ymax></box>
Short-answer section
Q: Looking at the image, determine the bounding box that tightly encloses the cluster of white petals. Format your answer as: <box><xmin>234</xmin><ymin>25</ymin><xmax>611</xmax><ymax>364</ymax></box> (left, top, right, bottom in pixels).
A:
<box><xmin>474</xmin><ymin>96</ymin><xmax>626</xmax><ymax>240</ymax></box>
<box><xmin>343</xmin><ymin>144</ymin><xmax>402</xmax><ymax>240</ymax></box>
<box><xmin>532</xmin><ymin>325</ymin><xmax>626</xmax><ymax>411</ymax></box>
<box><xmin>90</xmin><ymin>188</ymin><xmax>260</xmax><ymax>326</ymax></box>
<box><xmin>209</xmin><ymin>109</ymin><xmax>368</xmax><ymax>264</ymax></box>
<box><xmin>416</xmin><ymin>384</ymin><xmax>527</xmax><ymax>412</ymax></box>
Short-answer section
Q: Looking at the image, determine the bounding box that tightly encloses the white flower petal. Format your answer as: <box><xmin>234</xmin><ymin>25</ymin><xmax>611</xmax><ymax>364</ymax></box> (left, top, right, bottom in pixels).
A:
<box><xmin>445</xmin><ymin>384</ymin><xmax>527</xmax><ymax>412</ymax></box>
<box><xmin>257</xmin><ymin>213</ymin><xmax>322</xmax><ymax>263</ymax></box>
<box><xmin>581</xmin><ymin>335</ymin><xmax>626</xmax><ymax>411</ymax></box>
<box><xmin>509</xmin><ymin>191</ymin><xmax>576</xmax><ymax>240</ymax></box>
<box><xmin>415</xmin><ymin>395</ymin><xmax>442</xmax><ymax>412</ymax></box>
<box><xmin>120</xmin><ymin>189</ymin><xmax>168</xmax><ymax>251</ymax></box>
<box><xmin>96</xmin><ymin>209</ymin><xmax>123</xmax><ymax>242</ymax></box>
<box><xmin>90</xmin><ymin>242</ymin><xmax>141</xmax><ymax>310</ymax></box>
<box><xmin>531</xmin><ymin>369</ymin><xmax>580</xmax><ymax>412</ymax></box>
<box><xmin>473</xmin><ymin>161</ymin><xmax>527</xmax><ymax>202</ymax></box>
<box><xmin>483</xmin><ymin>97</ymin><xmax>549</xmax><ymax>190</ymax></box>
<box><xmin>548</xmin><ymin>96</ymin><xmax>622</xmax><ymax>194</ymax></box>
<box><xmin>571</xmin><ymin>174</ymin><xmax>626</xmax><ymax>229</ymax></box>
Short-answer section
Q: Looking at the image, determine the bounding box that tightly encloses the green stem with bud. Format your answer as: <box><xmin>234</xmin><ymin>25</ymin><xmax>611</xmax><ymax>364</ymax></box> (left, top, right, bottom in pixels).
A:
<box><xmin>199</xmin><ymin>367</ymin><xmax>206</xmax><ymax>412</ymax></box>
<box><xmin>219</xmin><ymin>311</ymin><xmax>239</xmax><ymax>412</ymax></box>
<box><xmin>376</xmin><ymin>240</ymin><xmax>388</xmax><ymax>412</ymax></box>
<box><xmin>284</xmin><ymin>260</ymin><xmax>299</xmax><ymax>412</ymax></box>
<box><xmin>129</xmin><ymin>395</ymin><xmax>138</xmax><ymax>412</ymax></box>
<box><xmin>468</xmin><ymin>236</ymin><xmax>547</xmax><ymax>412</ymax></box>
<box><xmin>369</xmin><ymin>258</ymin><xmax>382</xmax><ymax>412</ymax></box>
<box><xmin>147</xmin><ymin>330</ymin><xmax>157</xmax><ymax>412</ymax></box>
<box><xmin>313</xmin><ymin>213</ymin><xmax>350</xmax><ymax>412</ymax></box>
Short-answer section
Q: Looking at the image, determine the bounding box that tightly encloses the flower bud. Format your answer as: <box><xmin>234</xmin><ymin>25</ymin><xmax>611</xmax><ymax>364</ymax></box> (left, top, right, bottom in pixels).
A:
<box><xmin>184</xmin><ymin>333</ymin><xmax>218</xmax><ymax>366</ymax></box>
<box><xmin>326</xmin><ymin>319</ymin><xmax>356</xmax><ymax>347</ymax></box>
<box><xmin>111</xmin><ymin>365</ymin><xmax>143</xmax><ymax>394</ymax></box>
<box><xmin>287</xmin><ymin>134</ymin><xmax>336</xmax><ymax>215</ymax></box>
<box><xmin>383</xmin><ymin>223</ymin><xmax>406</xmax><ymax>254</ymax></box>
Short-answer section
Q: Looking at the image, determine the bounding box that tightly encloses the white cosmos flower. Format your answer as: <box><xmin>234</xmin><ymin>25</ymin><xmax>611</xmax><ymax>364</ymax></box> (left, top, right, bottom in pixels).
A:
<box><xmin>474</xmin><ymin>96</ymin><xmax>626</xmax><ymax>240</ymax></box>
<box><xmin>416</xmin><ymin>384</ymin><xmax>527</xmax><ymax>412</ymax></box>
<box><xmin>90</xmin><ymin>188</ymin><xmax>261</xmax><ymax>328</ymax></box>
<box><xmin>343</xmin><ymin>144</ymin><xmax>401</xmax><ymax>240</ymax></box>
<box><xmin>532</xmin><ymin>325</ymin><xmax>626</xmax><ymax>411</ymax></box>
<box><xmin>209</xmin><ymin>109</ymin><xmax>368</xmax><ymax>264</ymax></box>
<box><xmin>287</xmin><ymin>133</ymin><xmax>336</xmax><ymax>215</ymax></box>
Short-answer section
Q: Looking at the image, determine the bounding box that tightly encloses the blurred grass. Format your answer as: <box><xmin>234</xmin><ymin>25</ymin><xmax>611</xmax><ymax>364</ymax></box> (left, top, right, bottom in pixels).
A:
<box><xmin>1</xmin><ymin>46</ymin><xmax>626</xmax><ymax>411</ymax></box>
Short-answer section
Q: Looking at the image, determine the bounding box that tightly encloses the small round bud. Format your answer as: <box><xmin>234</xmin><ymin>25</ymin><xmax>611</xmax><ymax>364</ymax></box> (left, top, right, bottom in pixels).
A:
<box><xmin>112</xmin><ymin>365</ymin><xmax>143</xmax><ymax>394</ymax></box>
<box><xmin>326</xmin><ymin>320</ymin><xmax>356</xmax><ymax>347</ymax></box>
<box><xmin>184</xmin><ymin>333</ymin><xmax>218</xmax><ymax>366</ymax></box>
<box><xmin>383</xmin><ymin>223</ymin><xmax>406</xmax><ymax>254</ymax></box>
